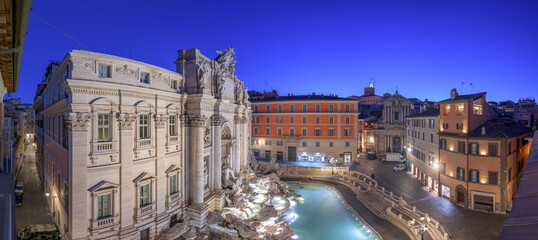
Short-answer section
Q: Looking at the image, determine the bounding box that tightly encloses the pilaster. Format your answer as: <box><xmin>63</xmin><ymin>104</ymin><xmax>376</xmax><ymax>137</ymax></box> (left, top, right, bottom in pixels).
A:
<box><xmin>65</xmin><ymin>112</ymin><xmax>91</xmax><ymax>240</ymax></box>
<box><xmin>186</xmin><ymin>114</ymin><xmax>209</xmax><ymax>227</ymax></box>
<box><xmin>116</xmin><ymin>113</ymin><xmax>138</xmax><ymax>238</ymax></box>
<box><xmin>211</xmin><ymin>115</ymin><xmax>224</xmax><ymax>194</ymax></box>
<box><xmin>154</xmin><ymin>113</ymin><xmax>169</xmax><ymax>227</ymax></box>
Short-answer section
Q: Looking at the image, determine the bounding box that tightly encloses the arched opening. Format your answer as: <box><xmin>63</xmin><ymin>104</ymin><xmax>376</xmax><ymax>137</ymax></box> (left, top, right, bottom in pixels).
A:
<box><xmin>456</xmin><ymin>185</ymin><xmax>467</xmax><ymax>205</ymax></box>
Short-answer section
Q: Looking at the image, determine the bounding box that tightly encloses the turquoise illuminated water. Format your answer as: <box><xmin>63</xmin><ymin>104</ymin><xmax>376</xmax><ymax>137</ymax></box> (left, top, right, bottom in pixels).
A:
<box><xmin>286</xmin><ymin>183</ymin><xmax>379</xmax><ymax>240</ymax></box>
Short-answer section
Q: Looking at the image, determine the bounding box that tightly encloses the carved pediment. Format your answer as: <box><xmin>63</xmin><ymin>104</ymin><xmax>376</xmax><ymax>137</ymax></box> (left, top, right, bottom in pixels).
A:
<box><xmin>133</xmin><ymin>172</ymin><xmax>156</xmax><ymax>183</ymax></box>
<box><xmin>88</xmin><ymin>180</ymin><xmax>120</xmax><ymax>193</ymax></box>
<box><xmin>165</xmin><ymin>164</ymin><xmax>181</xmax><ymax>174</ymax></box>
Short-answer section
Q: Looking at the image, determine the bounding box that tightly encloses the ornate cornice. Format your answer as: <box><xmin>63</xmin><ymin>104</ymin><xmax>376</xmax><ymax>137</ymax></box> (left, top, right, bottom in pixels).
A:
<box><xmin>154</xmin><ymin>114</ymin><xmax>168</xmax><ymax>128</ymax></box>
<box><xmin>64</xmin><ymin>112</ymin><xmax>91</xmax><ymax>132</ymax></box>
<box><xmin>116</xmin><ymin>113</ymin><xmax>137</xmax><ymax>130</ymax></box>
<box><xmin>210</xmin><ymin>114</ymin><xmax>225</xmax><ymax>126</ymax></box>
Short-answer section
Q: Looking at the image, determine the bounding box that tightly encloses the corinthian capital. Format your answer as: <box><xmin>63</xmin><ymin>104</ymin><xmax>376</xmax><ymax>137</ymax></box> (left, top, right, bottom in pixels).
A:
<box><xmin>116</xmin><ymin>113</ymin><xmax>137</xmax><ymax>130</ymax></box>
<box><xmin>153</xmin><ymin>114</ymin><xmax>168</xmax><ymax>129</ymax></box>
<box><xmin>210</xmin><ymin>114</ymin><xmax>226</xmax><ymax>126</ymax></box>
<box><xmin>183</xmin><ymin>115</ymin><xmax>207</xmax><ymax>127</ymax></box>
<box><xmin>64</xmin><ymin>112</ymin><xmax>91</xmax><ymax>132</ymax></box>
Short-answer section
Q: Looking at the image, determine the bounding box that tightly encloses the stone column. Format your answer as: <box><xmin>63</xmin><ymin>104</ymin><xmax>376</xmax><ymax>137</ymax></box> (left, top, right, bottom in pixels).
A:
<box><xmin>233</xmin><ymin>116</ymin><xmax>241</xmax><ymax>174</ymax></box>
<box><xmin>65</xmin><ymin>112</ymin><xmax>91</xmax><ymax>240</ymax></box>
<box><xmin>211</xmin><ymin>115</ymin><xmax>224</xmax><ymax>192</ymax></box>
<box><xmin>116</xmin><ymin>113</ymin><xmax>137</xmax><ymax>238</ymax></box>
<box><xmin>188</xmin><ymin>115</ymin><xmax>207</xmax><ymax>205</ymax></box>
<box><xmin>241</xmin><ymin>116</ymin><xmax>249</xmax><ymax>168</ymax></box>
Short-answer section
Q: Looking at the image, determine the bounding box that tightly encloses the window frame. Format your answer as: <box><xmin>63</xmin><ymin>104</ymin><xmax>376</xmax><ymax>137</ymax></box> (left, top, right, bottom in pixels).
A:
<box><xmin>139</xmin><ymin>114</ymin><xmax>149</xmax><ymax>139</ymax></box>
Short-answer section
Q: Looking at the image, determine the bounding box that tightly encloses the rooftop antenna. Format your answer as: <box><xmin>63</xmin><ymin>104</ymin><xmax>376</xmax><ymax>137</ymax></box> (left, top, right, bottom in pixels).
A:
<box><xmin>461</xmin><ymin>82</ymin><xmax>465</xmax><ymax>94</ymax></box>
<box><xmin>470</xmin><ymin>82</ymin><xmax>474</xmax><ymax>94</ymax></box>
<box><xmin>370</xmin><ymin>77</ymin><xmax>375</xmax><ymax>88</ymax></box>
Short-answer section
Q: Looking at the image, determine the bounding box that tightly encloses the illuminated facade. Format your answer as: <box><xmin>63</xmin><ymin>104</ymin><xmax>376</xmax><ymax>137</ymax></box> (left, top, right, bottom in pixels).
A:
<box><xmin>38</xmin><ymin>48</ymin><xmax>251</xmax><ymax>239</ymax></box>
<box><xmin>372</xmin><ymin>91</ymin><xmax>412</xmax><ymax>156</ymax></box>
<box><xmin>405</xmin><ymin>108</ymin><xmax>440</xmax><ymax>193</ymax></box>
<box><xmin>438</xmin><ymin>89</ymin><xmax>532</xmax><ymax>213</ymax></box>
<box><xmin>251</xmin><ymin>95</ymin><xmax>359</xmax><ymax>163</ymax></box>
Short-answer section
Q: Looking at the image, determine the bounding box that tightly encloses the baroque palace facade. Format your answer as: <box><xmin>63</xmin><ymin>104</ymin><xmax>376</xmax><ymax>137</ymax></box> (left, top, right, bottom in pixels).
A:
<box><xmin>35</xmin><ymin>48</ymin><xmax>251</xmax><ymax>239</ymax></box>
<box><xmin>372</xmin><ymin>91</ymin><xmax>412</xmax><ymax>156</ymax></box>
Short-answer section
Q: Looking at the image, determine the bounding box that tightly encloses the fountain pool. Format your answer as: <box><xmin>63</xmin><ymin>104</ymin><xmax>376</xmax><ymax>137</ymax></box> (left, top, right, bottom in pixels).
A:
<box><xmin>286</xmin><ymin>183</ymin><xmax>380</xmax><ymax>240</ymax></box>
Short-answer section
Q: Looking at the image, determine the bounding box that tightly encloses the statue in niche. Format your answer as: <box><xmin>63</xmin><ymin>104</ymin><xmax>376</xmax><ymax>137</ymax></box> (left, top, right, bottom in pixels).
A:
<box><xmin>197</xmin><ymin>59</ymin><xmax>211</xmax><ymax>92</ymax></box>
<box><xmin>203</xmin><ymin>127</ymin><xmax>211</xmax><ymax>145</ymax></box>
<box><xmin>204</xmin><ymin>157</ymin><xmax>209</xmax><ymax>190</ymax></box>
<box><xmin>216</xmin><ymin>77</ymin><xmax>225</xmax><ymax>98</ymax></box>
<box><xmin>242</xmin><ymin>88</ymin><xmax>249</xmax><ymax>105</ymax></box>
<box><xmin>235</xmin><ymin>84</ymin><xmax>244</xmax><ymax>102</ymax></box>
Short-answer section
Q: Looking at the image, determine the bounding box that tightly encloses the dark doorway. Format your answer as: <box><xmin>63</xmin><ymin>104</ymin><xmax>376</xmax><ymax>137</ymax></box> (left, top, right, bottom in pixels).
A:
<box><xmin>288</xmin><ymin>146</ymin><xmax>297</xmax><ymax>161</ymax></box>
<box><xmin>393</xmin><ymin>136</ymin><xmax>401</xmax><ymax>153</ymax></box>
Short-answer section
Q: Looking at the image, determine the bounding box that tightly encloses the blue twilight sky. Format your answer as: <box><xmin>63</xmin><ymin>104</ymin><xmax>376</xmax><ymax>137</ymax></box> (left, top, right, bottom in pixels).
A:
<box><xmin>10</xmin><ymin>0</ymin><xmax>538</xmax><ymax>103</ymax></box>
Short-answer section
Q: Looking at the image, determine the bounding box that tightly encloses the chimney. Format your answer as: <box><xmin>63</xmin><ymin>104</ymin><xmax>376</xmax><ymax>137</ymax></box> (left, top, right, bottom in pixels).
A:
<box><xmin>450</xmin><ymin>88</ymin><xmax>459</xmax><ymax>100</ymax></box>
<box><xmin>481</xmin><ymin>126</ymin><xmax>486</xmax><ymax>136</ymax></box>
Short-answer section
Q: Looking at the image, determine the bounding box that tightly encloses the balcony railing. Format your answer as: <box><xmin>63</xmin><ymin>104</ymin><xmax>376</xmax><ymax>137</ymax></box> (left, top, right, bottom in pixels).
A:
<box><xmin>90</xmin><ymin>214</ymin><xmax>119</xmax><ymax>231</ymax></box>
<box><xmin>136</xmin><ymin>138</ymin><xmax>153</xmax><ymax>149</ymax></box>
<box><xmin>90</xmin><ymin>141</ymin><xmax>117</xmax><ymax>155</ymax></box>
<box><xmin>135</xmin><ymin>203</ymin><xmax>155</xmax><ymax>221</ymax></box>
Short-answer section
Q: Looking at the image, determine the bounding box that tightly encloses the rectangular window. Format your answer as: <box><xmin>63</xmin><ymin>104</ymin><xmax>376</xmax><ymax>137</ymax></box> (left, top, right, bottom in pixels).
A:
<box><xmin>344</xmin><ymin>128</ymin><xmax>351</xmax><ymax>136</ymax></box>
<box><xmin>302</xmin><ymin>104</ymin><xmax>307</xmax><ymax>112</ymax></box>
<box><xmin>457</xmin><ymin>141</ymin><xmax>465</xmax><ymax>153</ymax></box>
<box><xmin>254</xmin><ymin>106</ymin><xmax>259</xmax><ymax>113</ymax></box>
<box><xmin>345</xmin><ymin>117</ymin><xmax>350</xmax><ymax>124</ymax></box>
<box><xmin>457</xmin><ymin>103</ymin><xmax>464</xmax><ymax>115</ymax></box>
<box><xmin>488</xmin><ymin>143</ymin><xmax>498</xmax><ymax>156</ymax></box>
<box><xmin>290</xmin><ymin>128</ymin><xmax>295</xmax><ymax>136</ymax></box>
<box><xmin>431</xmin><ymin>133</ymin><xmax>433</xmax><ymax>143</ymax></box>
<box><xmin>316</xmin><ymin>142</ymin><xmax>320</xmax><ymax>147</ymax></box>
<box><xmin>276</xmin><ymin>141</ymin><xmax>283</xmax><ymax>146</ymax></box>
<box><xmin>266</xmin><ymin>105</ymin><xmax>270</xmax><ymax>113</ymax></box>
<box><xmin>488</xmin><ymin>172</ymin><xmax>498</xmax><ymax>185</ymax></box>
<box><xmin>443</xmin><ymin>123</ymin><xmax>448</xmax><ymax>130</ymax></box>
<box><xmin>169</xmin><ymin>175</ymin><xmax>177</xmax><ymax>194</ymax></box>
<box><xmin>314</xmin><ymin>128</ymin><xmax>321</xmax><ymax>136</ymax></box>
<box><xmin>265</xmin><ymin>140</ymin><xmax>271</xmax><ymax>145</ymax></box>
<box><xmin>328</xmin><ymin>128</ymin><xmax>335</xmax><ymax>136</ymax></box>
<box><xmin>316</xmin><ymin>104</ymin><xmax>320</xmax><ymax>112</ymax></box>
<box><xmin>290</xmin><ymin>105</ymin><xmax>295</xmax><ymax>112</ymax></box>
<box><xmin>277</xmin><ymin>128</ymin><xmax>282</xmax><ymax>136</ymax></box>
<box><xmin>457</xmin><ymin>167</ymin><xmax>465</xmax><ymax>180</ymax></box>
<box><xmin>508</xmin><ymin>168</ymin><xmax>512</xmax><ymax>182</ymax></box>
<box><xmin>290</xmin><ymin>117</ymin><xmax>294</xmax><ymax>124</ymax></box>
<box><xmin>329</xmin><ymin>142</ymin><xmax>334</xmax><ymax>147</ymax></box>
<box><xmin>169</xmin><ymin>115</ymin><xmax>176</xmax><ymax>136</ymax></box>
<box><xmin>444</xmin><ymin>105</ymin><xmax>451</xmax><ymax>115</ymax></box>
<box><xmin>470</xmin><ymin>170</ymin><xmax>479</xmax><ymax>183</ymax></box>
<box><xmin>139</xmin><ymin>114</ymin><xmax>149</xmax><ymax>138</ymax></box>
<box><xmin>315</xmin><ymin>117</ymin><xmax>320</xmax><ymax>124</ymax></box>
<box><xmin>508</xmin><ymin>142</ymin><xmax>512</xmax><ymax>154</ymax></box>
<box><xmin>266</xmin><ymin>117</ymin><xmax>270</xmax><ymax>123</ymax></box>
<box><xmin>329</xmin><ymin>104</ymin><xmax>334</xmax><ymax>112</ymax></box>
<box><xmin>469</xmin><ymin>142</ymin><xmax>479</xmax><ymax>155</ymax></box>
<box><xmin>329</xmin><ymin>117</ymin><xmax>334</xmax><ymax>124</ymax></box>
<box><xmin>440</xmin><ymin>139</ymin><xmax>446</xmax><ymax>150</ymax></box>
<box><xmin>97</xmin><ymin>194</ymin><xmax>111</xmax><ymax>218</ymax></box>
<box><xmin>346</xmin><ymin>141</ymin><xmax>350</xmax><ymax>147</ymax></box>
<box><xmin>98</xmin><ymin>65</ymin><xmax>110</xmax><ymax>78</ymax></box>
<box><xmin>171</xmin><ymin>80</ymin><xmax>177</xmax><ymax>90</ymax></box>
<box><xmin>302</xmin><ymin>128</ymin><xmax>307</xmax><ymax>136</ymax></box>
<box><xmin>302</xmin><ymin>142</ymin><xmax>307</xmax><ymax>147</ymax></box>
<box><xmin>140</xmin><ymin>184</ymin><xmax>150</xmax><ymax>206</ymax></box>
<box><xmin>302</xmin><ymin>117</ymin><xmax>307</xmax><ymax>124</ymax></box>
<box><xmin>278</xmin><ymin>105</ymin><xmax>282</xmax><ymax>113</ymax></box>
<box><xmin>254</xmin><ymin>128</ymin><xmax>259</xmax><ymax>135</ymax></box>
<box><xmin>473</xmin><ymin>99</ymin><xmax>483</xmax><ymax>115</ymax></box>
<box><xmin>345</xmin><ymin>104</ymin><xmax>350</xmax><ymax>112</ymax></box>
<box><xmin>140</xmin><ymin>228</ymin><xmax>149</xmax><ymax>240</ymax></box>
<box><xmin>277</xmin><ymin>117</ymin><xmax>283</xmax><ymax>123</ymax></box>
<box><xmin>456</xmin><ymin>123</ymin><xmax>463</xmax><ymax>130</ymax></box>
<box><xmin>140</xmin><ymin>72</ymin><xmax>150</xmax><ymax>83</ymax></box>
<box><xmin>266</xmin><ymin>127</ymin><xmax>271</xmax><ymax>135</ymax></box>
<box><xmin>98</xmin><ymin>113</ymin><xmax>110</xmax><ymax>142</ymax></box>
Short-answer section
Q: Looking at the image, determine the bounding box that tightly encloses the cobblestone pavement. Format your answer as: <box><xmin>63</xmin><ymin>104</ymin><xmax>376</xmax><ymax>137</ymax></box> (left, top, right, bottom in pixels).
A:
<box><xmin>350</xmin><ymin>156</ymin><xmax>507</xmax><ymax>240</ymax></box>
<box><xmin>15</xmin><ymin>140</ymin><xmax>54</xmax><ymax>230</ymax></box>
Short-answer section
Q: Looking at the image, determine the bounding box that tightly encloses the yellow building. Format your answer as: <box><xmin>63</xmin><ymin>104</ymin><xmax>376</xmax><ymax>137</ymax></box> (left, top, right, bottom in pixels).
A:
<box><xmin>438</xmin><ymin>89</ymin><xmax>532</xmax><ymax>213</ymax></box>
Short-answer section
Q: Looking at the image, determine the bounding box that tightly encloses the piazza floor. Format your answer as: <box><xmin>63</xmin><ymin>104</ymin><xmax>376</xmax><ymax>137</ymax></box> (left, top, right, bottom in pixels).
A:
<box><xmin>350</xmin><ymin>155</ymin><xmax>507</xmax><ymax>240</ymax></box>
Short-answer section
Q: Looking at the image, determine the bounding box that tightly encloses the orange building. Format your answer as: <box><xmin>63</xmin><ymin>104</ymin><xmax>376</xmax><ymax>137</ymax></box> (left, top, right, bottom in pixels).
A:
<box><xmin>251</xmin><ymin>93</ymin><xmax>358</xmax><ymax>162</ymax></box>
<box><xmin>438</xmin><ymin>89</ymin><xmax>532</xmax><ymax>213</ymax></box>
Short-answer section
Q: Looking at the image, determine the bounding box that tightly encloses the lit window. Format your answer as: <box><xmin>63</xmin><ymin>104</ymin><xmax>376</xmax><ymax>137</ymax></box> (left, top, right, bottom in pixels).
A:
<box><xmin>473</xmin><ymin>99</ymin><xmax>483</xmax><ymax>115</ymax></box>
<box><xmin>457</xmin><ymin>103</ymin><xmax>464</xmax><ymax>115</ymax></box>
<box><xmin>444</xmin><ymin>105</ymin><xmax>451</xmax><ymax>115</ymax></box>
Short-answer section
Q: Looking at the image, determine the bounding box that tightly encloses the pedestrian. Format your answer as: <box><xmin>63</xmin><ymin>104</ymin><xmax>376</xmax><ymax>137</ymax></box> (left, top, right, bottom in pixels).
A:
<box><xmin>371</xmin><ymin>173</ymin><xmax>375</xmax><ymax>180</ymax></box>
